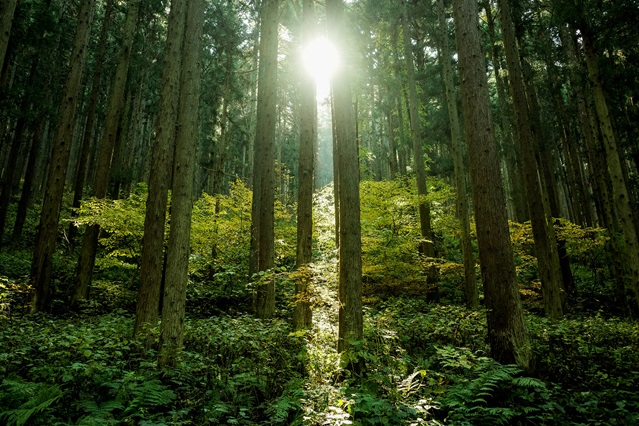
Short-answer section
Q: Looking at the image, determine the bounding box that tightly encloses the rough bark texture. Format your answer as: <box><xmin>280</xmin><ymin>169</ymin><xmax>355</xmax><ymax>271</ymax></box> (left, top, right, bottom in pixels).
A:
<box><xmin>452</xmin><ymin>0</ymin><xmax>531</xmax><ymax>370</ymax></box>
<box><xmin>293</xmin><ymin>0</ymin><xmax>317</xmax><ymax>330</ymax></box>
<box><xmin>559</xmin><ymin>25</ymin><xmax>629</xmax><ymax>314</ymax></box>
<box><xmin>159</xmin><ymin>0</ymin><xmax>204</xmax><ymax>367</ymax></box>
<box><xmin>67</xmin><ymin>0</ymin><xmax>114</xmax><ymax>249</ymax></box>
<box><xmin>582</xmin><ymin>31</ymin><xmax>639</xmax><ymax>309</ymax></box>
<box><xmin>29</xmin><ymin>0</ymin><xmax>95</xmax><ymax>312</ymax></box>
<box><xmin>74</xmin><ymin>0</ymin><xmax>140</xmax><ymax>305</ymax></box>
<box><xmin>436</xmin><ymin>0</ymin><xmax>478</xmax><ymax>309</ymax></box>
<box><xmin>134</xmin><ymin>0</ymin><xmax>186</xmax><ymax>337</ymax></box>
<box><xmin>0</xmin><ymin>0</ymin><xmax>17</xmax><ymax>71</ymax></box>
<box><xmin>401</xmin><ymin>1</ymin><xmax>433</xmax><ymax>257</ymax></box>
<box><xmin>498</xmin><ymin>0</ymin><xmax>564</xmax><ymax>320</ymax></box>
<box><xmin>482</xmin><ymin>1</ymin><xmax>527</xmax><ymax>223</ymax></box>
<box><xmin>251</xmin><ymin>0</ymin><xmax>278</xmax><ymax>319</ymax></box>
<box><xmin>326</xmin><ymin>0</ymin><xmax>363</xmax><ymax>358</ymax></box>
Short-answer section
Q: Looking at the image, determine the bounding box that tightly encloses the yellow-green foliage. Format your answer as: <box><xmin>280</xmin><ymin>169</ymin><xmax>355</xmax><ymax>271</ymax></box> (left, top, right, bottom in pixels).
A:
<box><xmin>72</xmin><ymin>184</ymin><xmax>149</xmax><ymax>261</ymax></box>
<box><xmin>359</xmin><ymin>177</ymin><xmax>460</xmax><ymax>289</ymax></box>
<box><xmin>73</xmin><ymin>180</ymin><xmax>297</xmax><ymax>275</ymax></box>
<box><xmin>509</xmin><ymin>218</ymin><xmax>609</xmax><ymax>280</ymax></box>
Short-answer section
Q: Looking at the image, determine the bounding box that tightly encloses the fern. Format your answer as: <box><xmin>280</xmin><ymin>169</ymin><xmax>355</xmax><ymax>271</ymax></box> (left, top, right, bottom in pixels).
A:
<box><xmin>0</xmin><ymin>379</ymin><xmax>62</xmax><ymax>426</ymax></box>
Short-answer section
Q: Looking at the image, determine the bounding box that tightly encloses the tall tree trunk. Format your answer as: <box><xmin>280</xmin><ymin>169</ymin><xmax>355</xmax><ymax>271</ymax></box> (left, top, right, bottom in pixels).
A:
<box><xmin>326</xmin><ymin>0</ymin><xmax>363</xmax><ymax>361</ymax></box>
<box><xmin>73</xmin><ymin>0</ymin><xmax>140</xmax><ymax>305</ymax></box>
<box><xmin>559</xmin><ymin>25</ymin><xmax>629</xmax><ymax>314</ymax></box>
<box><xmin>12</xmin><ymin>117</ymin><xmax>45</xmax><ymax>245</ymax></box>
<box><xmin>0</xmin><ymin>0</ymin><xmax>17</xmax><ymax>72</ymax></box>
<box><xmin>483</xmin><ymin>1</ymin><xmax>527</xmax><ymax>223</ymax></box>
<box><xmin>158</xmin><ymin>0</ymin><xmax>203</xmax><ymax>367</ymax></box>
<box><xmin>498</xmin><ymin>0</ymin><xmax>564</xmax><ymax>320</ymax></box>
<box><xmin>293</xmin><ymin>0</ymin><xmax>317</xmax><ymax>331</ymax></box>
<box><xmin>582</xmin><ymin>30</ymin><xmax>639</xmax><ymax>309</ymax></box>
<box><xmin>401</xmin><ymin>0</ymin><xmax>433</xmax><ymax>257</ymax></box>
<box><xmin>452</xmin><ymin>0</ymin><xmax>532</xmax><ymax>370</ymax></box>
<box><xmin>134</xmin><ymin>0</ymin><xmax>186</xmax><ymax>338</ymax></box>
<box><xmin>67</xmin><ymin>0</ymin><xmax>114</xmax><ymax>249</ymax></box>
<box><xmin>250</xmin><ymin>0</ymin><xmax>278</xmax><ymax>319</ymax></box>
<box><xmin>29</xmin><ymin>0</ymin><xmax>95</xmax><ymax>312</ymax></box>
<box><xmin>0</xmin><ymin>58</ymin><xmax>37</xmax><ymax>243</ymax></box>
<box><xmin>436</xmin><ymin>0</ymin><xmax>478</xmax><ymax>309</ymax></box>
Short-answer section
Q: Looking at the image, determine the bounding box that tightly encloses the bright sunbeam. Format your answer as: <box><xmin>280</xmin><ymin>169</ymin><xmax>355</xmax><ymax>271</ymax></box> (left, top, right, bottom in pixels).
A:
<box><xmin>302</xmin><ymin>37</ymin><xmax>340</xmax><ymax>99</ymax></box>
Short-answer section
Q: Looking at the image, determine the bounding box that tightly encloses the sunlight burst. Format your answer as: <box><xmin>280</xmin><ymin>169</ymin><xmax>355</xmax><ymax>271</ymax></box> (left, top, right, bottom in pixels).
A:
<box><xmin>302</xmin><ymin>37</ymin><xmax>340</xmax><ymax>99</ymax></box>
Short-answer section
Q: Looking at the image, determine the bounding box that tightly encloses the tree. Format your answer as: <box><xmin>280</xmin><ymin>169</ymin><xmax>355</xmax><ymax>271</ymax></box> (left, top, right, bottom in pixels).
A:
<box><xmin>0</xmin><ymin>0</ymin><xmax>17</xmax><ymax>72</ymax></box>
<box><xmin>29</xmin><ymin>0</ymin><xmax>95</xmax><ymax>312</ymax></box>
<box><xmin>326</xmin><ymin>0</ymin><xmax>363</xmax><ymax>358</ymax></box>
<box><xmin>67</xmin><ymin>0</ymin><xmax>115</xmax><ymax>250</ymax></box>
<box><xmin>401</xmin><ymin>0</ymin><xmax>434</xmax><ymax>257</ymax></box>
<box><xmin>497</xmin><ymin>0</ymin><xmax>565</xmax><ymax>320</ymax></box>
<box><xmin>578</xmin><ymin>19</ymin><xmax>639</xmax><ymax>310</ymax></box>
<box><xmin>436</xmin><ymin>0</ymin><xmax>477</xmax><ymax>309</ymax></box>
<box><xmin>250</xmin><ymin>0</ymin><xmax>279</xmax><ymax>319</ymax></box>
<box><xmin>134</xmin><ymin>0</ymin><xmax>186</xmax><ymax>338</ymax></box>
<box><xmin>159</xmin><ymin>0</ymin><xmax>204</xmax><ymax>367</ymax></box>
<box><xmin>73</xmin><ymin>0</ymin><xmax>140</xmax><ymax>305</ymax></box>
<box><xmin>293</xmin><ymin>0</ymin><xmax>317</xmax><ymax>330</ymax></box>
<box><xmin>452</xmin><ymin>0</ymin><xmax>531</xmax><ymax>370</ymax></box>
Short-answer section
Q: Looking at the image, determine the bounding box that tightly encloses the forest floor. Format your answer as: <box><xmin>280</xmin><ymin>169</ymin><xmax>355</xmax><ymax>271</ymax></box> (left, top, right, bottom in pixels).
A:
<box><xmin>1</xmin><ymin>192</ymin><xmax>639</xmax><ymax>424</ymax></box>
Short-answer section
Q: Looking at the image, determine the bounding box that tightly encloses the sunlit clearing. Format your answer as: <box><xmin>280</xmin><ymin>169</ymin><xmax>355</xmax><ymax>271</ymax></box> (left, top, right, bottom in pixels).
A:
<box><xmin>302</xmin><ymin>37</ymin><xmax>340</xmax><ymax>99</ymax></box>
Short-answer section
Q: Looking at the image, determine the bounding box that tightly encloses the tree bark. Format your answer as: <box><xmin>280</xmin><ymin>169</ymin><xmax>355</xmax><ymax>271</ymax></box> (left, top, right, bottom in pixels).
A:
<box><xmin>73</xmin><ymin>0</ymin><xmax>140</xmax><ymax>305</ymax></box>
<box><xmin>67</xmin><ymin>0</ymin><xmax>114</xmax><ymax>249</ymax></box>
<box><xmin>134</xmin><ymin>0</ymin><xmax>186</xmax><ymax>338</ymax></box>
<box><xmin>250</xmin><ymin>0</ymin><xmax>279</xmax><ymax>319</ymax></box>
<box><xmin>159</xmin><ymin>0</ymin><xmax>204</xmax><ymax>367</ymax></box>
<box><xmin>0</xmin><ymin>0</ymin><xmax>17</xmax><ymax>72</ymax></box>
<box><xmin>498</xmin><ymin>0</ymin><xmax>564</xmax><ymax>320</ymax></box>
<box><xmin>293</xmin><ymin>0</ymin><xmax>317</xmax><ymax>331</ymax></box>
<box><xmin>401</xmin><ymin>0</ymin><xmax>433</xmax><ymax>257</ymax></box>
<box><xmin>582</xmin><ymin>30</ymin><xmax>639</xmax><ymax>309</ymax></box>
<box><xmin>29</xmin><ymin>0</ymin><xmax>95</xmax><ymax>312</ymax></box>
<box><xmin>326</xmin><ymin>0</ymin><xmax>363</xmax><ymax>360</ymax></box>
<box><xmin>436</xmin><ymin>0</ymin><xmax>478</xmax><ymax>309</ymax></box>
<box><xmin>452</xmin><ymin>0</ymin><xmax>532</xmax><ymax>370</ymax></box>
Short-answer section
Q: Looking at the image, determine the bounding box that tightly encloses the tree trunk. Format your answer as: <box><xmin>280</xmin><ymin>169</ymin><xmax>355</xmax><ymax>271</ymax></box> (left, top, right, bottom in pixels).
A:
<box><xmin>482</xmin><ymin>1</ymin><xmax>527</xmax><ymax>223</ymax></box>
<box><xmin>251</xmin><ymin>0</ymin><xmax>279</xmax><ymax>319</ymax></box>
<box><xmin>11</xmin><ymin>117</ymin><xmax>45</xmax><ymax>245</ymax></box>
<box><xmin>67</xmin><ymin>0</ymin><xmax>114</xmax><ymax>249</ymax></box>
<box><xmin>436</xmin><ymin>0</ymin><xmax>478</xmax><ymax>309</ymax></box>
<box><xmin>73</xmin><ymin>0</ymin><xmax>139</xmax><ymax>305</ymax></box>
<box><xmin>401</xmin><ymin>0</ymin><xmax>433</xmax><ymax>257</ymax></box>
<box><xmin>293</xmin><ymin>0</ymin><xmax>317</xmax><ymax>331</ymax></box>
<box><xmin>498</xmin><ymin>0</ymin><xmax>564</xmax><ymax>320</ymax></box>
<box><xmin>159</xmin><ymin>0</ymin><xmax>204</xmax><ymax>367</ymax></box>
<box><xmin>326</xmin><ymin>0</ymin><xmax>363</xmax><ymax>362</ymax></box>
<box><xmin>452</xmin><ymin>0</ymin><xmax>532</xmax><ymax>370</ymax></box>
<box><xmin>0</xmin><ymin>0</ymin><xmax>17</xmax><ymax>72</ymax></box>
<box><xmin>29</xmin><ymin>0</ymin><xmax>95</xmax><ymax>312</ymax></box>
<box><xmin>134</xmin><ymin>0</ymin><xmax>186</xmax><ymax>338</ymax></box>
<box><xmin>582</xmin><ymin>30</ymin><xmax>639</xmax><ymax>309</ymax></box>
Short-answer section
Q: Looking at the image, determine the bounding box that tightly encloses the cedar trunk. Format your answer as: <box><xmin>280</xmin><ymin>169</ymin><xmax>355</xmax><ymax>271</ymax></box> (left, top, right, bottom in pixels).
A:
<box><xmin>294</xmin><ymin>0</ymin><xmax>317</xmax><ymax>330</ymax></box>
<box><xmin>436</xmin><ymin>0</ymin><xmax>478</xmax><ymax>309</ymax></box>
<box><xmin>159</xmin><ymin>0</ymin><xmax>204</xmax><ymax>367</ymax></box>
<box><xmin>29</xmin><ymin>0</ymin><xmax>95</xmax><ymax>312</ymax></box>
<box><xmin>326</xmin><ymin>0</ymin><xmax>363</xmax><ymax>358</ymax></box>
<box><xmin>251</xmin><ymin>0</ymin><xmax>279</xmax><ymax>319</ymax></box>
<box><xmin>452</xmin><ymin>0</ymin><xmax>531</xmax><ymax>370</ymax></box>
<box><xmin>134</xmin><ymin>0</ymin><xmax>186</xmax><ymax>337</ymax></box>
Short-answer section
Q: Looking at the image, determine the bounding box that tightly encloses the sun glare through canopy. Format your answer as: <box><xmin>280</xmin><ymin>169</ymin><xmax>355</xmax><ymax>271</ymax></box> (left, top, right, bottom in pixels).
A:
<box><xmin>302</xmin><ymin>37</ymin><xmax>340</xmax><ymax>99</ymax></box>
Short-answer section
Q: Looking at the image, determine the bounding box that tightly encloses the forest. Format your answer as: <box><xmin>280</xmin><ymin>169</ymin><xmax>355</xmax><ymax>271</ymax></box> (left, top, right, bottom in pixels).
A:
<box><xmin>0</xmin><ymin>0</ymin><xmax>638</xmax><ymax>424</ymax></box>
